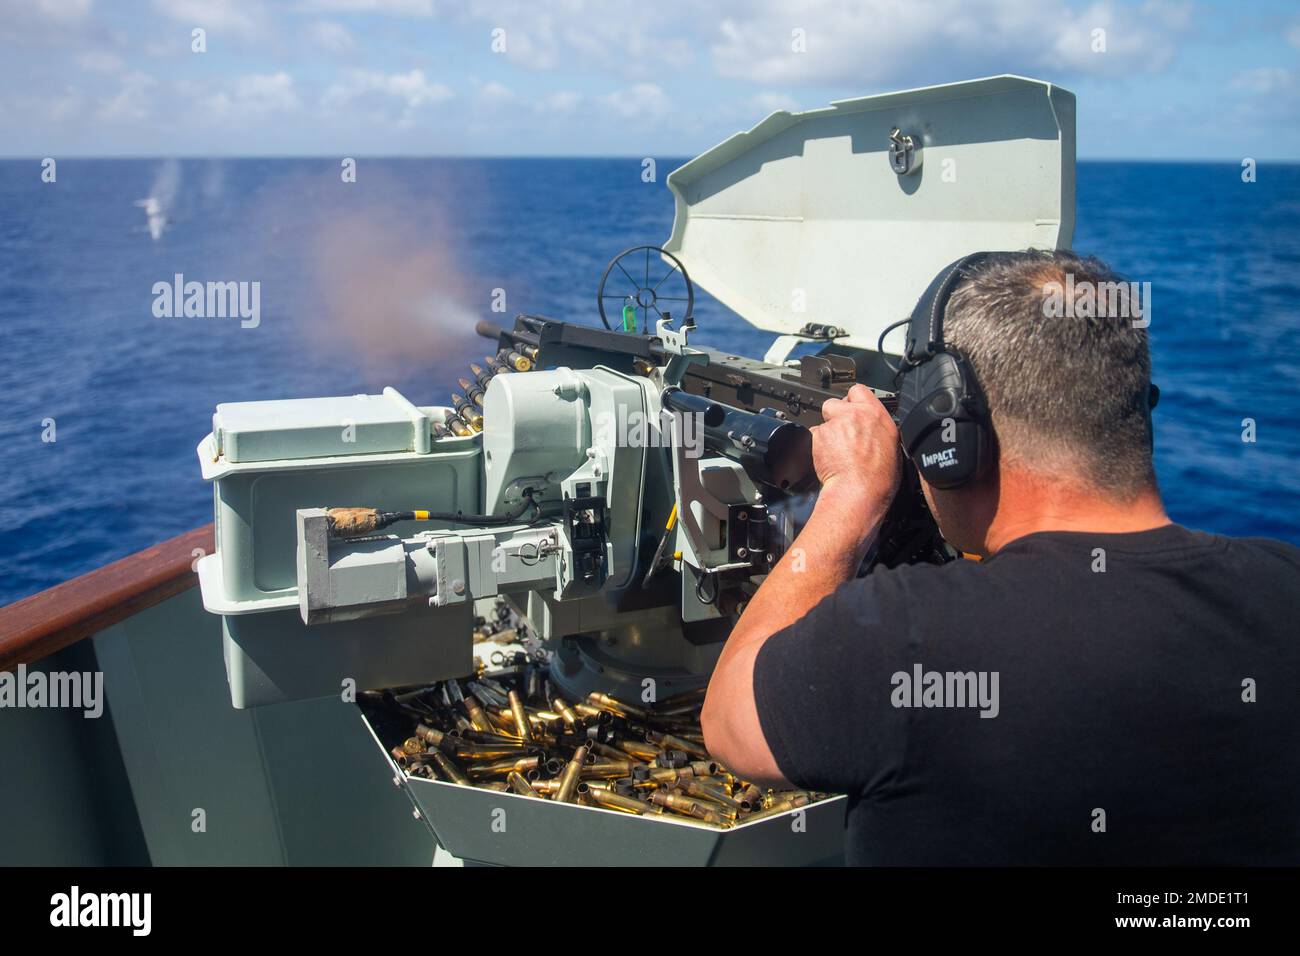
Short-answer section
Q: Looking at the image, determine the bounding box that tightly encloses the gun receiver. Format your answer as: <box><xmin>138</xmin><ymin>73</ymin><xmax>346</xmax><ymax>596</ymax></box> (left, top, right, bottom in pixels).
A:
<box><xmin>660</xmin><ymin>387</ymin><xmax>816</xmax><ymax>494</ymax></box>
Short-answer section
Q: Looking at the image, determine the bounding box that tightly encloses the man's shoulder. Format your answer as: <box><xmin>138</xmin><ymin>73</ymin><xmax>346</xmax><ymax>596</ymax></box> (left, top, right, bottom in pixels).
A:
<box><xmin>1225</xmin><ymin>533</ymin><xmax>1300</xmax><ymax>568</ymax></box>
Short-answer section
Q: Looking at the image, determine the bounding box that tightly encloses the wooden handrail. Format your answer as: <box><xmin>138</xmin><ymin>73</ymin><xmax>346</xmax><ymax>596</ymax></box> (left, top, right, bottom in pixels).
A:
<box><xmin>0</xmin><ymin>525</ymin><xmax>214</xmax><ymax>670</ymax></box>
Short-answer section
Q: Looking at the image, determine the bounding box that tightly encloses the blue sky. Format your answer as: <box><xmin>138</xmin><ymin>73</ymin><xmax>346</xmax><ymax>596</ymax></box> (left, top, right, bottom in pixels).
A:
<box><xmin>2</xmin><ymin>0</ymin><xmax>1298</xmax><ymax>159</ymax></box>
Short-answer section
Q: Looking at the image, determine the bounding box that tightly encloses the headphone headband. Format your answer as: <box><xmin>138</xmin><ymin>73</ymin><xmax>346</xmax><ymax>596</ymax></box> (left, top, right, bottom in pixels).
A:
<box><xmin>904</xmin><ymin>251</ymin><xmax>1001</xmax><ymax>364</ymax></box>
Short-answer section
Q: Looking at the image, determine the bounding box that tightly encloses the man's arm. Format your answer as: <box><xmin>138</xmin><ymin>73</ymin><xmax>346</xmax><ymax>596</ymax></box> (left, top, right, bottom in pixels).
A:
<box><xmin>701</xmin><ymin>385</ymin><xmax>903</xmax><ymax>785</ymax></box>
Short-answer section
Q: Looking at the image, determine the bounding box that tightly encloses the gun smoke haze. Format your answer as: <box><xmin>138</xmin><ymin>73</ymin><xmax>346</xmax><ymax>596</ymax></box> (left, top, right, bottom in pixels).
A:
<box><xmin>240</xmin><ymin>164</ymin><xmax>497</xmax><ymax>387</ymax></box>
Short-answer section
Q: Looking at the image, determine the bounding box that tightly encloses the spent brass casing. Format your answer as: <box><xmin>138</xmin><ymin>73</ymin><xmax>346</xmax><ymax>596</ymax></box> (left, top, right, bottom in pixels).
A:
<box><xmin>615</xmin><ymin>740</ymin><xmax>660</xmax><ymax>762</ymax></box>
<box><xmin>586</xmin><ymin>692</ymin><xmax>649</xmax><ymax>720</ymax></box>
<box><xmin>462</xmin><ymin>696</ymin><xmax>494</xmax><ymax>733</ymax></box>
<box><xmin>587</xmin><ymin>788</ymin><xmax>650</xmax><ymax>815</ymax></box>
<box><xmin>555</xmin><ymin>744</ymin><xmax>589</xmax><ymax>804</ymax></box>
<box><xmin>551</xmin><ymin>697</ymin><xmax>580</xmax><ymax>728</ymax></box>
<box><xmin>508</xmin><ymin>690</ymin><xmax>534</xmax><ymax>741</ymax></box>
<box><xmin>649</xmin><ymin>791</ymin><xmax>727</xmax><ymax>826</ymax></box>
<box><xmin>687</xmin><ymin>760</ymin><xmax>719</xmax><ymax>777</ymax></box>
<box><xmin>680</xmin><ymin>779</ymin><xmax>746</xmax><ymax>812</ymax></box>
<box><xmin>649</xmin><ymin>731</ymin><xmax>709</xmax><ymax>759</ymax></box>
<box><xmin>487</xmin><ymin>710</ymin><xmax>518</xmax><ymax>735</ymax></box>
<box><xmin>390</xmin><ymin>746</ymin><xmax>411</xmax><ymax>768</ymax></box>
<box><xmin>430</xmin><ymin>751</ymin><xmax>472</xmax><ymax>786</ymax></box>
<box><xmin>414</xmin><ymin>724</ymin><xmax>453</xmax><ymax>750</ymax></box>
<box><xmin>765</xmin><ymin>791</ymin><xmax>813</xmax><ymax>813</ymax></box>
<box><xmin>506</xmin><ymin>771</ymin><xmax>538</xmax><ymax>797</ymax></box>
<box><xmin>467</xmin><ymin>756</ymin><xmax>541</xmax><ymax>777</ymax></box>
<box><xmin>590</xmin><ymin>741</ymin><xmax>636</xmax><ymax>764</ymax></box>
<box><xmin>579</xmin><ymin>760</ymin><xmax>636</xmax><ymax>779</ymax></box>
<box><xmin>401</xmin><ymin>737</ymin><xmax>427</xmax><ymax>756</ymax></box>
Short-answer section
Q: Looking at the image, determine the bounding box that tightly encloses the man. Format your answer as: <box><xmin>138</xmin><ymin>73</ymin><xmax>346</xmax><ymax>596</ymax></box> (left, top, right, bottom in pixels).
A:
<box><xmin>701</xmin><ymin>250</ymin><xmax>1300</xmax><ymax>865</ymax></box>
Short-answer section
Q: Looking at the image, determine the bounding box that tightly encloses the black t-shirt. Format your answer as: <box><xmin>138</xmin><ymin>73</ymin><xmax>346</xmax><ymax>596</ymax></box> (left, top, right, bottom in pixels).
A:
<box><xmin>753</xmin><ymin>524</ymin><xmax>1300</xmax><ymax>865</ymax></box>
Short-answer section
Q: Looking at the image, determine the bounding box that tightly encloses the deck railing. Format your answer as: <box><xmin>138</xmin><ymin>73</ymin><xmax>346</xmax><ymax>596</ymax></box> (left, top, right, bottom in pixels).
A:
<box><xmin>0</xmin><ymin>525</ymin><xmax>214</xmax><ymax>669</ymax></box>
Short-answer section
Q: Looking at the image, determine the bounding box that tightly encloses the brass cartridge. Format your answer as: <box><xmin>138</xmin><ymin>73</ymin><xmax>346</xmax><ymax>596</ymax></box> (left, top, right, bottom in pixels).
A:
<box><xmin>462</xmin><ymin>696</ymin><xmax>494</xmax><ymax>734</ymax></box>
<box><xmin>586</xmin><ymin>692</ymin><xmax>650</xmax><ymax>720</ymax></box>
<box><xmin>508</xmin><ymin>690</ymin><xmax>534</xmax><ymax>742</ymax></box>
<box><xmin>555</xmin><ymin>744</ymin><xmax>589</xmax><ymax>804</ymax></box>
<box><xmin>551</xmin><ymin>697</ymin><xmax>580</xmax><ymax>728</ymax></box>
<box><xmin>680</xmin><ymin>778</ymin><xmax>747</xmax><ymax>812</ymax></box>
<box><xmin>579</xmin><ymin>760</ymin><xmax>636</xmax><ymax>779</ymax></box>
<box><xmin>444</xmin><ymin>413</ymin><xmax>474</xmax><ymax>437</ymax></box>
<box><xmin>506</xmin><ymin>771</ymin><xmax>538</xmax><ymax>797</ymax></box>
<box><xmin>451</xmin><ymin>393</ymin><xmax>485</xmax><ymax>430</ymax></box>
<box><xmin>615</xmin><ymin>739</ymin><xmax>660</xmax><ymax>762</ymax></box>
<box><xmin>430</xmin><ymin>750</ymin><xmax>472</xmax><ymax>786</ymax></box>
<box><xmin>649</xmin><ymin>791</ymin><xmax>728</xmax><ymax>826</ymax></box>
<box><xmin>587</xmin><ymin>788</ymin><xmax>651</xmax><ymax>815</ymax></box>
<box><xmin>648</xmin><ymin>731</ymin><xmax>710</xmax><ymax>759</ymax></box>
<box><xmin>457</xmin><ymin>377</ymin><xmax>487</xmax><ymax>408</ymax></box>
<box><xmin>467</xmin><ymin>756</ymin><xmax>541</xmax><ymax>778</ymax></box>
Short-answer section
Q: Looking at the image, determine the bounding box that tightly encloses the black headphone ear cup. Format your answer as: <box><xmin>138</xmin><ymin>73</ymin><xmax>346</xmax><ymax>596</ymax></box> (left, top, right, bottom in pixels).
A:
<box><xmin>896</xmin><ymin>350</ymin><xmax>991</xmax><ymax>489</ymax></box>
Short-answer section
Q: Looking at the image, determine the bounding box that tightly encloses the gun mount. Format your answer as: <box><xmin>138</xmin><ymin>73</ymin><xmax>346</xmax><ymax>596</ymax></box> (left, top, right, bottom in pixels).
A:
<box><xmin>193</xmin><ymin>75</ymin><xmax>1075</xmax><ymax>865</ymax></box>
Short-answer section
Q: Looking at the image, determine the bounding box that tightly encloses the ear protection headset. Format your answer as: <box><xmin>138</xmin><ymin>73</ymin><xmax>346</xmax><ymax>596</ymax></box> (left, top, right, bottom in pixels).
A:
<box><xmin>893</xmin><ymin>251</ymin><xmax>1001</xmax><ymax>490</ymax></box>
<box><xmin>892</xmin><ymin>250</ymin><xmax>1160</xmax><ymax>490</ymax></box>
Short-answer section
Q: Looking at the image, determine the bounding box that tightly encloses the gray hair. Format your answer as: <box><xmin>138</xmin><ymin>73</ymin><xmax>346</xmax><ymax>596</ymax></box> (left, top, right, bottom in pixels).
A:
<box><xmin>944</xmin><ymin>249</ymin><xmax>1155</xmax><ymax>498</ymax></box>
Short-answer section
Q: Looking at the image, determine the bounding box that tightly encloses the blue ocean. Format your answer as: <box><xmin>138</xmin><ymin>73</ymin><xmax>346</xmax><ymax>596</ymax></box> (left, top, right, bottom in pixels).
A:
<box><xmin>0</xmin><ymin>158</ymin><xmax>1297</xmax><ymax>605</ymax></box>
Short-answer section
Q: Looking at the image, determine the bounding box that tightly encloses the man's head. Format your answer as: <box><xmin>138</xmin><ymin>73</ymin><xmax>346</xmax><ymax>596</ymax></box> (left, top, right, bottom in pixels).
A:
<box><xmin>917</xmin><ymin>249</ymin><xmax>1159</xmax><ymax>551</ymax></box>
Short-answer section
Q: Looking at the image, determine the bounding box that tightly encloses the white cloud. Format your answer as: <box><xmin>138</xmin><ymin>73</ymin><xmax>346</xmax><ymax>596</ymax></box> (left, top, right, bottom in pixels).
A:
<box><xmin>322</xmin><ymin>68</ymin><xmax>453</xmax><ymax>125</ymax></box>
<box><xmin>599</xmin><ymin>83</ymin><xmax>670</xmax><ymax>120</ymax></box>
<box><xmin>219</xmin><ymin>72</ymin><xmax>300</xmax><ymax>113</ymax></box>
<box><xmin>748</xmin><ymin>91</ymin><xmax>799</xmax><ymax>114</ymax></box>
<box><xmin>37</xmin><ymin>0</ymin><xmax>94</xmax><ymax>23</ymax></box>
<box><xmin>307</xmin><ymin>20</ymin><xmax>355</xmax><ymax>54</ymax></box>
<box><xmin>152</xmin><ymin>0</ymin><xmax>269</xmax><ymax>40</ymax></box>
<box><xmin>710</xmin><ymin>0</ymin><xmax>1192</xmax><ymax>86</ymax></box>
<box><xmin>98</xmin><ymin>71</ymin><xmax>157</xmax><ymax>122</ymax></box>
<box><xmin>458</xmin><ymin>1</ymin><xmax>693</xmax><ymax>78</ymax></box>
<box><xmin>539</xmin><ymin>90</ymin><xmax>580</xmax><ymax>114</ymax></box>
<box><xmin>295</xmin><ymin>0</ymin><xmax>434</xmax><ymax>14</ymax></box>
<box><xmin>1232</xmin><ymin>67</ymin><xmax>1295</xmax><ymax>96</ymax></box>
<box><xmin>1286</xmin><ymin>20</ymin><xmax>1300</xmax><ymax>52</ymax></box>
<box><xmin>78</xmin><ymin>50</ymin><xmax>124</xmax><ymax>73</ymax></box>
<box><xmin>477</xmin><ymin>81</ymin><xmax>516</xmax><ymax>107</ymax></box>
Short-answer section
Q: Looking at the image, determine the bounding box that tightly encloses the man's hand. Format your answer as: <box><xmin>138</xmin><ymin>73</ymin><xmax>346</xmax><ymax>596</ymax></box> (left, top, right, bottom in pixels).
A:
<box><xmin>812</xmin><ymin>384</ymin><xmax>903</xmax><ymax>513</ymax></box>
<box><xmin>702</xmin><ymin>385</ymin><xmax>904</xmax><ymax>785</ymax></box>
